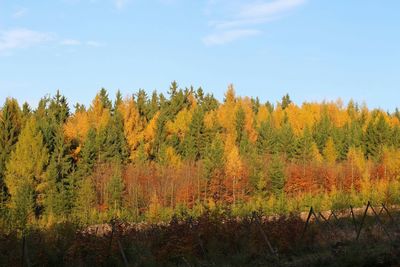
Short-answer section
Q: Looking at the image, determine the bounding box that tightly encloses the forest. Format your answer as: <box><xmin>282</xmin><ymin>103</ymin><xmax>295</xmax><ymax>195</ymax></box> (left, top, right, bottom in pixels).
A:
<box><xmin>1</xmin><ymin>82</ymin><xmax>400</xmax><ymax>229</ymax></box>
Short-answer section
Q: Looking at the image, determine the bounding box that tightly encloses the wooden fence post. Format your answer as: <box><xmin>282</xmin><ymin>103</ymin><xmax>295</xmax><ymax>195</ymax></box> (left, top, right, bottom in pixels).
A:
<box><xmin>356</xmin><ymin>202</ymin><xmax>371</xmax><ymax>241</ymax></box>
<box><xmin>350</xmin><ymin>206</ymin><xmax>358</xmax><ymax>235</ymax></box>
<box><xmin>302</xmin><ymin>207</ymin><xmax>314</xmax><ymax>239</ymax></box>
<box><xmin>369</xmin><ymin>205</ymin><xmax>392</xmax><ymax>242</ymax></box>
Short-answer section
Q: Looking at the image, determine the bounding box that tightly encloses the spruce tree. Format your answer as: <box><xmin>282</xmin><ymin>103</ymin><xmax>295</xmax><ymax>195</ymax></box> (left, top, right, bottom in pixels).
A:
<box><xmin>268</xmin><ymin>154</ymin><xmax>286</xmax><ymax>196</ymax></box>
<box><xmin>203</xmin><ymin>134</ymin><xmax>224</xmax><ymax>179</ymax></box>
<box><xmin>183</xmin><ymin>108</ymin><xmax>206</xmax><ymax>160</ymax></box>
<box><xmin>256</xmin><ymin>118</ymin><xmax>276</xmax><ymax>155</ymax></box>
<box><xmin>277</xmin><ymin>121</ymin><xmax>295</xmax><ymax>159</ymax></box>
<box><xmin>313</xmin><ymin>111</ymin><xmax>331</xmax><ymax>153</ymax></box>
<box><xmin>43</xmin><ymin>126</ymin><xmax>72</xmax><ymax>217</ymax></box>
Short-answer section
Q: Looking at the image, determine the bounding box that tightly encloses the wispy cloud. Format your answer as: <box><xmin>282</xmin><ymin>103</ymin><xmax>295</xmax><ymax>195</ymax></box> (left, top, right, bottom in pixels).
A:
<box><xmin>115</xmin><ymin>0</ymin><xmax>128</xmax><ymax>9</ymax></box>
<box><xmin>12</xmin><ymin>7</ymin><xmax>28</xmax><ymax>19</ymax></box>
<box><xmin>0</xmin><ymin>28</ymin><xmax>53</xmax><ymax>53</ymax></box>
<box><xmin>61</xmin><ymin>39</ymin><xmax>105</xmax><ymax>47</ymax></box>
<box><xmin>203</xmin><ymin>29</ymin><xmax>261</xmax><ymax>46</ymax></box>
<box><xmin>203</xmin><ymin>0</ymin><xmax>306</xmax><ymax>46</ymax></box>
<box><xmin>86</xmin><ymin>40</ymin><xmax>105</xmax><ymax>47</ymax></box>
<box><xmin>61</xmin><ymin>39</ymin><xmax>81</xmax><ymax>46</ymax></box>
<box><xmin>239</xmin><ymin>0</ymin><xmax>305</xmax><ymax>19</ymax></box>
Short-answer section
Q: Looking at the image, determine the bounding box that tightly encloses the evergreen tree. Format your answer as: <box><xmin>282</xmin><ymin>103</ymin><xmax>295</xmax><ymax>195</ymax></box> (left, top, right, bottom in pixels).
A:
<box><xmin>281</xmin><ymin>94</ymin><xmax>292</xmax><ymax>110</ymax></box>
<box><xmin>277</xmin><ymin>121</ymin><xmax>295</xmax><ymax>159</ymax></box>
<box><xmin>168</xmin><ymin>80</ymin><xmax>178</xmax><ymax>97</ymax></box>
<box><xmin>256</xmin><ymin>119</ymin><xmax>276</xmax><ymax>155</ymax></box>
<box><xmin>364</xmin><ymin>114</ymin><xmax>390</xmax><ymax>159</ymax></box>
<box><xmin>13</xmin><ymin>183</ymin><xmax>34</xmax><ymax>230</ymax></box>
<box><xmin>74</xmin><ymin>176</ymin><xmax>96</xmax><ymax>224</ymax></box>
<box><xmin>43</xmin><ymin>127</ymin><xmax>72</xmax><ymax>217</ymax></box>
<box><xmin>115</xmin><ymin>90</ymin><xmax>123</xmax><ymax>110</ymax></box>
<box><xmin>136</xmin><ymin>89</ymin><xmax>149</xmax><ymax>118</ymax></box>
<box><xmin>294</xmin><ymin>126</ymin><xmax>313</xmax><ymax>176</ymax></box>
<box><xmin>106</xmin><ymin>165</ymin><xmax>125</xmax><ymax>216</ymax></box>
<box><xmin>268</xmin><ymin>155</ymin><xmax>286</xmax><ymax>196</ymax></box>
<box><xmin>235</xmin><ymin>106</ymin><xmax>246</xmax><ymax>147</ymax></box>
<box><xmin>148</xmin><ymin>90</ymin><xmax>159</xmax><ymax>120</ymax></box>
<box><xmin>313</xmin><ymin>111</ymin><xmax>331</xmax><ymax>152</ymax></box>
<box><xmin>203</xmin><ymin>134</ymin><xmax>224</xmax><ymax>179</ymax></box>
<box><xmin>391</xmin><ymin>125</ymin><xmax>400</xmax><ymax>149</ymax></box>
<box><xmin>99</xmin><ymin>111</ymin><xmax>130</xmax><ymax>163</ymax></box>
<box><xmin>77</xmin><ymin>128</ymin><xmax>97</xmax><ymax>177</ymax></box>
<box><xmin>183</xmin><ymin>108</ymin><xmax>206</xmax><ymax>160</ymax></box>
<box><xmin>99</xmin><ymin>88</ymin><xmax>112</xmax><ymax>110</ymax></box>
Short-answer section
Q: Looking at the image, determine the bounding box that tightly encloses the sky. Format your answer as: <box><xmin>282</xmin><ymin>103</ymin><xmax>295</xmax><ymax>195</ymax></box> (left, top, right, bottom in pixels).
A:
<box><xmin>0</xmin><ymin>0</ymin><xmax>399</xmax><ymax>111</ymax></box>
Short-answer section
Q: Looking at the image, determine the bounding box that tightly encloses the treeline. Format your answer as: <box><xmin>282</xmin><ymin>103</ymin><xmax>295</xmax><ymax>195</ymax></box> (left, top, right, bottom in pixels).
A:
<box><xmin>1</xmin><ymin>82</ymin><xmax>400</xmax><ymax>228</ymax></box>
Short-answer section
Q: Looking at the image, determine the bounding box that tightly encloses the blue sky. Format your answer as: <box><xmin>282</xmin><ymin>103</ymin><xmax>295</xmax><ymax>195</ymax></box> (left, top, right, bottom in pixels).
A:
<box><xmin>0</xmin><ymin>0</ymin><xmax>399</xmax><ymax>111</ymax></box>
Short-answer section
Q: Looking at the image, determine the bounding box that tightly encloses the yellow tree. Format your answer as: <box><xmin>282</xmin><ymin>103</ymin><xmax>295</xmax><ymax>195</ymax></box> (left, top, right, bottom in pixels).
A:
<box><xmin>225</xmin><ymin>143</ymin><xmax>243</xmax><ymax>205</ymax></box>
<box><xmin>5</xmin><ymin>117</ymin><xmax>49</xmax><ymax>225</ymax></box>
<box><xmin>347</xmin><ymin>146</ymin><xmax>365</xmax><ymax>187</ymax></box>
<box><xmin>323</xmin><ymin>137</ymin><xmax>337</xmax><ymax>164</ymax></box>
<box><xmin>88</xmin><ymin>94</ymin><xmax>110</xmax><ymax>131</ymax></box>
<box><xmin>118</xmin><ymin>96</ymin><xmax>144</xmax><ymax>160</ymax></box>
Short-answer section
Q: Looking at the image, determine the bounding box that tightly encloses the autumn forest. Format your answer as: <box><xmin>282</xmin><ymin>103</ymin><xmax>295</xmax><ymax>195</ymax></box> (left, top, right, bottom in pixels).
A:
<box><xmin>1</xmin><ymin>83</ymin><xmax>400</xmax><ymax>229</ymax></box>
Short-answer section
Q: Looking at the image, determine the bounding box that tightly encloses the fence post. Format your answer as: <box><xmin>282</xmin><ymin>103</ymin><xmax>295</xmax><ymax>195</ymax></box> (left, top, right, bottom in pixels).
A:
<box><xmin>302</xmin><ymin>207</ymin><xmax>313</xmax><ymax>239</ymax></box>
<box><xmin>117</xmin><ymin>239</ymin><xmax>129</xmax><ymax>267</ymax></box>
<box><xmin>356</xmin><ymin>202</ymin><xmax>371</xmax><ymax>241</ymax></box>
<box><xmin>108</xmin><ymin>220</ymin><xmax>115</xmax><ymax>257</ymax></box>
<box><xmin>369</xmin><ymin>205</ymin><xmax>392</xmax><ymax>242</ymax></box>
<box><xmin>254</xmin><ymin>214</ymin><xmax>278</xmax><ymax>258</ymax></box>
<box><xmin>21</xmin><ymin>234</ymin><xmax>25</xmax><ymax>267</ymax></box>
<box><xmin>350</xmin><ymin>206</ymin><xmax>358</xmax><ymax>235</ymax></box>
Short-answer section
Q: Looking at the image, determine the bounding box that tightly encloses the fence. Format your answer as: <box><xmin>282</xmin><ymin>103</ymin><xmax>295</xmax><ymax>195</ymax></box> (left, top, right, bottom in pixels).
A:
<box><xmin>17</xmin><ymin>201</ymin><xmax>400</xmax><ymax>266</ymax></box>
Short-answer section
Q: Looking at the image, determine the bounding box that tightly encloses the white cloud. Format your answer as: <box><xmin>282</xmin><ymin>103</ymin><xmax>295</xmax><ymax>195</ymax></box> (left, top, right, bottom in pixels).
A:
<box><xmin>239</xmin><ymin>0</ymin><xmax>306</xmax><ymax>19</ymax></box>
<box><xmin>86</xmin><ymin>40</ymin><xmax>105</xmax><ymax>47</ymax></box>
<box><xmin>0</xmin><ymin>28</ymin><xmax>53</xmax><ymax>52</ymax></box>
<box><xmin>203</xmin><ymin>0</ymin><xmax>306</xmax><ymax>45</ymax></box>
<box><xmin>202</xmin><ymin>29</ymin><xmax>261</xmax><ymax>46</ymax></box>
<box><xmin>12</xmin><ymin>8</ymin><xmax>28</xmax><ymax>19</ymax></box>
<box><xmin>61</xmin><ymin>39</ymin><xmax>81</xmax><ymax>46</ymax></box>
<box><xmin>115</xmin><ymin>0</ymin><xmax>128</xmax><ymax>9</ymax></box>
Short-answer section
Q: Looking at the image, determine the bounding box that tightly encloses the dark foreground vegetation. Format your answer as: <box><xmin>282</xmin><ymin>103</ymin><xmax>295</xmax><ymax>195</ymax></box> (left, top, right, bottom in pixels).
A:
<box><xmin>1</xmin><ymin>205</ymin><xmax>400</xmax><ymax>267</ymax></box>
